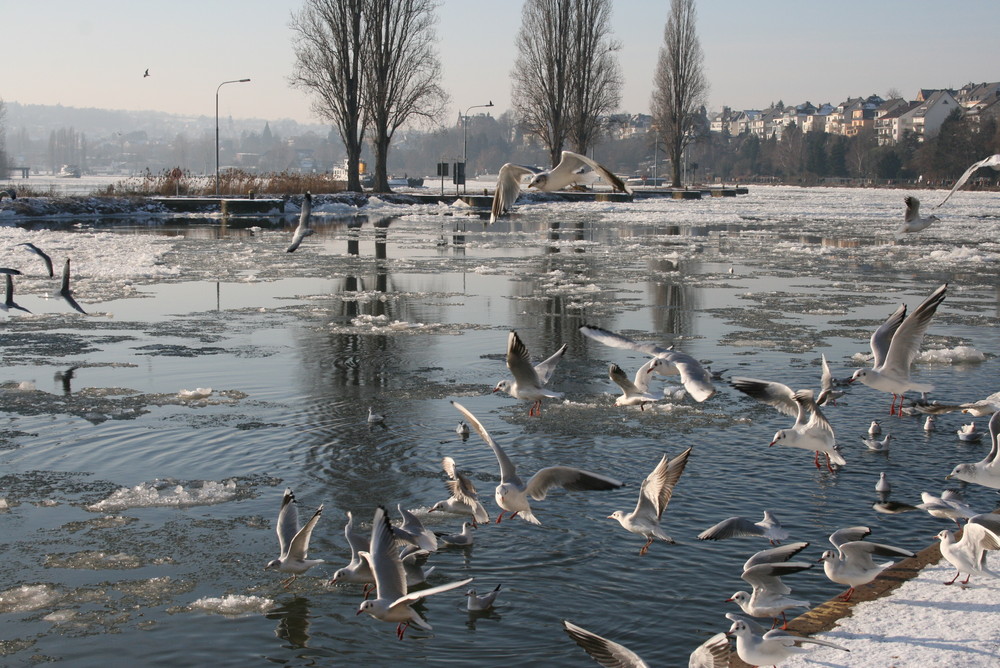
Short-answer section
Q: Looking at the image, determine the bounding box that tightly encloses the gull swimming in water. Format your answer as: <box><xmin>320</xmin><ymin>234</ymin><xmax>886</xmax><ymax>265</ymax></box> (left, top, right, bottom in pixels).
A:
<box><xmin>897</xmin><ymin>195</ymin><xmax>939</xmax><ymax>234</ymax></box>
<box><xmin>726</xmin><ymin>615</ymin><xmax>849</xmax><ymax>666</ymax></box>
<box><xmin>490</xmin><ymin>150</ymin><xmax>632</xmax><ymax>223</ymax></box>
<box><xmin>493</xmin><ymin>330</ymin><xmax>566</xmax><ymax>416</ymax></box>
<box><xmin>59</xmin><ymin>258</ymin><xmax>87</xmax><ymax>315</ymax></box>
<box><xmin>367</xmin><ymin>407</ymin><xmax>384</xmax><ymax>424</ymax></box>
<box><xmin>455</xmin><ymin>421</ymin><xmax>470</xmax><ymax>438</ymax></box>
<box><xmin>285</xmin><ymin>192</ymin><xmax>314</xmax><ymax>252</ymax></box>
<box><xmin>875</xmin><ymin>472</ymin><xmax>891</xmax><ymax>496</ymax></box>
<box><xmin>428</xmin><ymin>456</ymin><xmax>490</xmax><ymax>525</ymax></box>
<box><xmin>947</xmin><ymin>411</ymin><xmax>1000</xmax><ymax>489</ymax></box>
<box><xmin>356</xmin><ymin>506</ymin><xmax>472</xmax><ymax>639</ymax></box>
<box><xmin>562</xmin><ymin>620</ymin><xmax>731</xmax><ymax>668</ymax></box>
<box><xmin>264</xmin><ymin>488</ymin><xmax>324</xmax><ymax>587</ymax></box>
<box><xmin>579</xmin><ymin>325</ymin><xmax>716</xmax><ymax>402</ymax></box>
<box><xmin>957</xmin><ymin>422</ymin><xmax>982</xmax><ymax>442</ymax></box>
<box><xmin>436</xmin><ymin>521</ymin><xmax>475</xmax><ymax>548</ymax></box>
<box><xmin>937</xmin><ymin>153</ymin><xmax>1000</xmax><ymax>207</ymax></box>
<box><xmin>2</xmin><ymin>275</ymin><xmax>31</xmax><ymax>314</ymax></box>
<box><xmin>730</xmin><ymin>377</ymin><xmax>844</xmax><ymax>471</ymax></box>
<box><xmin>850</xmin><ymin>284</ymin><xmax>947</xmax><ymax>415</ymax></box>
<box><xmin>935</xmin><ymin>520</ymin><xmax>1000</xmax><ymax>585</ymax></box>
<box><xmin>861</xmin><ymin>433</ymin><xmax>892</xmax><ymax>451</ymax></box>
<box><xmin>466</xmin><ymin>584</ymin><xmax>501</xmax><ymax>611</ymax></box>
<box><xmin>451</xmin><ymin>400</ymin><xmax>623</xmax><ymax>524</ymax></box>
<box><xmin>868</xmin><ymin>420</ymin><xmax>882</xmax><ymax>437</ymax></box>
<box><xmin>819</xmin><ymin>526</ymin><xmax>915</xmax><ymax>601</ymax></box>
<box><xmin>16</xmin><ymin>242</ymin><xmax>54</xmax><ymax>277</ymax></box>
<box><xmin>697</xmin><ymin>510</ymin><xmax>789</xmax><ymax>545</ymax></box>
<box><xmin>608</xmin><ymin>448</ymin><xmax>693</xmax><ymax>555</ymax></box>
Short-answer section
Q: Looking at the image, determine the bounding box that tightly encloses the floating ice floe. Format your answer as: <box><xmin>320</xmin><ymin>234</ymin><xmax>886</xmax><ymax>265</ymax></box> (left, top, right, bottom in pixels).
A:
<box><xmin>85</xmin><ymin>479</ymin><xmax>238</xmax><ymax>512</ymax></box>
<box><xmin>0</xmin><ymin>584</ymin><xmax>62</xmax><ymax>614</ymax></box>
<box><xmin>914</xmin><ymin>345</ymin><xmax>986</xmax><ymax>364</ymax></box>
<box><xmin>189</xmin><ymin>594</ymin><xmax>275</xmax><ymax>616</ymax></box>
<box><xmin>177</xmin><ymin>387</ymin><xmax>213</xmax><ymax>400</ymax></box>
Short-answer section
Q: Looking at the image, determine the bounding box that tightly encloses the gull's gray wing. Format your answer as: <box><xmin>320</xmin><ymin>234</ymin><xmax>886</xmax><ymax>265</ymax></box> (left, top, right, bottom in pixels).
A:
<box><xmin>287</xmin><ymin>505</ymin><xmax>323</xmax><ymax>560</ymax></box>
<box><xmin>741</xmin><ymin>562</ymin><xmax>813</xmax><ymax>595</ymax></box>
<box><xmin>829</xmin><ymin>526</ymin><xmax>871</xmax><ymax>549</ymax></box>
<box><xmin>881</xmin><ymin>284</ymin><xmax>947</xmax><ymax>377</ymax></box>
<box><xmin>550</xmin><ymin>151</ymin><xmax>633</xmax><ymax>194</ymax></box>
<box><xmin>442</xmin><ymin>456</ymin><xmax>479</xmax><ymax>505</ymax></box>
<box><xmin>525</xmin><ymin>465</ymin><xmax>623</xmax><ymax>501</ymax></box>
<box><xmin>17</xmin><ymin>242</ymin><xmax>54</xmax><ymax>277</ymax></box>
<box><xmin>533</xmin><ymin>343</ymin><xmax>568</xmax><ymax>386</ymax></box>
<box><xmin>609</xmin><ymin>363</ymin><xmax>643</xmax><ymax>395</ymax></box>
<box><xmin>817</xmin><ymin>354</ymin><xmax>834</xmax><ymax>404</ymax></box>
<box><xmin>396</xmin><ymin>505</ymin><xmax>437</xmax><ymax>552</ymax></box>
<box><xmin>698</xmin><ymin>516</ymin><xmax>765</xmax><ymax>541</ymax></box>
<box><xmin>869</xmin><ymin>303</ymin><xmax>907</xmax><ymax>368</ymax></box>
<box><xmin>361</xmin><ymin>506</ymin><xmax>406</xmax><ymax>603</ymax></box>
<box><xmin>452</xmin><ymin>400</ymin><xmax>523</xmax><ymax>488</ymax></box>
<box><xmin>688</xmin><ymin>632</ymin><xmax>730</xmax><ymax>668</ymax></box>
<box><xmin>286</xmin><ymin>192</ymin><xmax>313</xmax><ymax>252</ymax></box>
<box><xmin>937</xmin><ymin>154</ymin><xmax>1000</xmax><ymax>207</ymax></box>
<box><xmin>562</xmin><ymin>620</ymin><xmax>648</xmax><ymax>668</ymax></box>
<box><xmin>730</xmin><ymin>377</ymin><xmax>799</xmax><ymax>418</ymax></box>
<box><xmin>633</xmin><ymin>448</ymin><xmax>691</xmax><ymax>521</ymax></box>
<box><xmin>657</xmin><ymin>350</ymin><xmax>716</xmax><ymax>402</ymax></box>
<box><xmin>580</xmin><ymin>324</ymin><xmax>671</xmax><ymax>358</ymax></box>
<box><xmin>904</xmin><ymin>195</ymin><xmax>920</xmax><ymax>223</ymax></box>
<box><xmin>507</xmin><ymin>330</ymin><xmax>543</xmax><ymax>391</ymax></box>
<box><xmin>491</xmin><ymin>163</ymin><xmax>539</xmax><ymax>223</ymax></box>
<box><xmin>743</xmin><ymin>542</ymin><xmax>811</xmax><ymax>570</ymax></box>
<box><xmin>343</xmin><ymin>510</ymin><xmax>367</xmax><ymax>560</ymax></box>
<box><xmin>275</xmin><ymin>488</ymin><xmax>299</xmax><ymax>559</ymax></box>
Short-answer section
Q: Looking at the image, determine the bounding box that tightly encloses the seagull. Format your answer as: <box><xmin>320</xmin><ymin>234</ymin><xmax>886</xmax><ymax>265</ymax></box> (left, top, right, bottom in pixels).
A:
<box><xmin>816</xmin><ymin>354</ymin><xmax>844</xmax><ymax>405</ymax></box>
<box><xmin>819</xmin><ymin>526</ymin><xmax>915</xmax><ymax>601</ymax></box>
<box><xmin>0</xmin><ymin>267</ymin><xmax>22</xmax><ymax>275</ymax></box>
<box><xmin>937</xmin><ymin>153</ymin><xmax>1000</xmax><ymax>207</ymax></box>
<box><xmin>328</xmin><ymin>510</ymin><xmax>375</xmax><ymax>594</ymax></box>
<box><xmin>452</xmin><ymin>400</ymin><xmax>623</xmax><ymax>524</ymax></box>
<box><xmin>455</xmin><ymin>421</ymin><xmax>470</xmax><ymax>438</ymax></box>
<box><xmin>868</xmin><ymin>420</ymin><xmax>882</xmax><ymax>437</ymax></box>
<box><xmin>697</xmin><ymin>510</ymin><xmax>789</xmax><ymax>545</ymax></box>
<box><xmin>563</xmin><ymin>619</ymin><xmax>730</xmax><ymax>668</ymax></box>
<box><xmin>16</xmin><ymin>242</ymin><xmax>54</xmax><ymax>277</ymax></box>
<box><xmin>947</xmin><ymin>411</ymin><xmax>1000</xmax><ymax>489</ymax></box>
<box><xmin>730</xmin><ymin>377</ymin><xmax>845</xmax><ymax>471</ymax></box>
<box><xmin>436</xmin><ymin>521</ymin><xmax>475</xmax><ymax>548</ymax></box>
<box><xmin>959</xmin><ymin>391</ymin><xmax>1000</xmax><ymax>417</ymax></box>
<box><xmin>285</xmin><ymin>192</ymin><xmax>314</xmax><ymax>252</ymax></box>
<box><xmin>143</xmin><ymin>68</ymin><xmax>150</xmax><ymax>78</ymax></box>
<box><xmin>59</xmin><ymin>258</ymin><xmax>87</xmax><ymax>315</ymax></box>
<box><xmin>490</xmin><ymin>150</ymin><xmax>632</xmax><ymax>223</ymax></box>
<box><xmin>493</xmin><ymin>330</ymin><xmax>566</xmax><ymax>416</ymax></box>
<box><xmin>726</xmin><ymin>616</ymin><xmax>849</xmax><ymax>666</ymax></box>
<box><xmin>875</xmin><ymin>472</ymin><xmax>891</xmax><ymax>496</ymax></box>
<box><xmin>957</xmin><ymin>422</ymin><xmax>982</xmax><ymax>442</ymax></box>
<box><xmin>466</xmin><ymin>584</ymin><xmax>501</xmax><ymax>611</ymax></box>
<box><xmin>936</xmin><ymin>521</ymin><xmax>1000</xmax><ymax>585</ymax></box>
<box><xmin>924</xmin><ymin>415</ymin><xmax>936</xmax><ymax>432</ymax></box>
<box><xmin>428</xmin><ymin>456</ymin><xmax>490</xmax><ymax>525</ymax></box>
<box><xmin>728</xmin><ymin>558</ymin><xmax>812</xmax><ymax>630</ymax></box>
<box><xmin>2</xmin><ymin>275</ymin><xmax>31</xmax><ymax>314</ymax></box>
<box><xmin>849</xmin><ymin>284</ymin><xmax>947</xmax><ymax>415</ymax></box>
<box><xmin>608</xmin><ymin>362</ymin><xmax>660</xmax><ymax>410</ymax></box>
<box><xmin>264</xmin><ymin>488</ymin><xmax>324</xmax><ymax>588</ymax></box>
<box><xmin>608</xmin><ymin>448</ymin><xmax>692</xmax><ymax>555</ymax></box>
<box><xmin>861</xmin><ymin>433</ymin><xmax>892</xmax><ymax>451</ymax></box>
<box><xmin>393</xmin><ymin>505</ymin><xmax>437</xmax><ymax>552</ymax></box>
<box><xmin>356</xmin><ymin>506</ymin><xmax>472</xmax><ymax>639</ymax></box>
<box><xmin>897</xmin><ymin>195</ymin><xmax>939</xmax><ymax>234</ymax></box>
<box><xmin>873</xmin><ymin>500</ymin><xmax>919</xmax><ymax>514</ymax></box>
<box><xmin>917</xmin><ymin>490</ymin><xmax>975</xmax><ymax>528</ymax></box>
<box><xmin>367</xmin><ymin>407</ymin><xmax>384</xmax><ymax>423</ymax></box>
<box><xmin>579</xmin><ymin>325</ymin><xmax>716</xmax><ymax>402</ymax></box>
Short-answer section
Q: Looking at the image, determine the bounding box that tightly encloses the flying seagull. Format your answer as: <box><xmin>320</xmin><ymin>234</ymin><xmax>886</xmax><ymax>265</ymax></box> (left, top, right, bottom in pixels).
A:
<box><xmin>144</xmin><ymin>69</ymin><xmax>150</xmax><ymax>78</ymax></box>
<box><xmin>17</xmin><ymin>242</ymin><xmax>54</xmax><ymax>277</ymax></box>
<box><xmin>897</xmin><ymin>195</ymin><xmax>939</xmax><ymax>234</ymax></box>
<box><xmin>264</xmin><ymin>488</ymin><xmax>324</xmax><ymax>587</ymax></box>
<box><xmin>2</xmin><ymin>274</ymin><xmax>31</xmax><ymax>314</ymax></box>
<box><xmin>608</xmin><ymin>448</ymin><xmax>693</xmax><ymax>555</ymax></box>
<box><xmin>937</xmin><ymin>153</ymin><xmax>1000</xmax><ymax>207</ymax></box>
<box><xmin>490</xmin><ymin>150</ymin><xmax>632</xmax><ymax>223</ymax></box>
<box><xmin>59</xmin><ymin>258</ymin><xmax>87</xmax><ymax>314</ymax></box>
<box><xmin>493</xmin><ymin>330</ymin><xmax>566</xmax><ymax>416</ymax></box>
<box><xmin>285</xmin><ymin>192</ymin><xmax>314</xmax><ymax>252</ymax></box>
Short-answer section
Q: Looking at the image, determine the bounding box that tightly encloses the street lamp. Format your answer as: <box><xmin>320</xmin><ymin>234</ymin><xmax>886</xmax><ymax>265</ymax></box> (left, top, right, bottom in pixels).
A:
<box><xmin>462</xmin><ymin>101</ymin><xmax>493</xmax><ymax>193</ymax></box>
<box><xmin>215</xmin><ymin>78</ymin><xmax>251</xmax><ymax>196</ymax></box>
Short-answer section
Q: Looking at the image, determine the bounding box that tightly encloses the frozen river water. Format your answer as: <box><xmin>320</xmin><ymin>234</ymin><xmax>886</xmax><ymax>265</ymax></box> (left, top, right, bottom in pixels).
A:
<box><xmin>0</xmin><ymin>186</ymin><xmax>998</xmax><ymax>666</ymax></box>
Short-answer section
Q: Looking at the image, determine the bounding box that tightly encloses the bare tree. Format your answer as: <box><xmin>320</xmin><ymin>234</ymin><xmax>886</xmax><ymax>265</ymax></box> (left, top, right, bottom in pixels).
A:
<box><xmin>364</xmin><ymin>0</ymin><xmax>448</xmax><ymax>192</ymax></box>
<box><xmin>512</xmin><ymin>0</ymin><xmax>573</xmax><ymax>167</ymax></box>
<box><xmin>651</xmin><ymin>0</ymin><xmax>708</xmax><ymax>188</ymax></box>
<box><xmin>566</xmin><ymin>0</ymin><xmax>622</xmax><ymax>155</ymax></box>
<box><xmin>289</xmin><ymin>0</ymin><xmax>367</xmax><ymax>192</ymax></box>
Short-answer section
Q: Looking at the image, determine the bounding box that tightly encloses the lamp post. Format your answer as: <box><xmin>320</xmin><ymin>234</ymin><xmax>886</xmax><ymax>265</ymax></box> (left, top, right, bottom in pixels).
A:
<box><xmin>462</xmin><ymin>101</ymin><xmax>493</xmax><ymax>193</ymax></box>
<box><xmin>215</xmin><ymin>78</ymin><xmax>251</xmax><ymax>196</ymax></box>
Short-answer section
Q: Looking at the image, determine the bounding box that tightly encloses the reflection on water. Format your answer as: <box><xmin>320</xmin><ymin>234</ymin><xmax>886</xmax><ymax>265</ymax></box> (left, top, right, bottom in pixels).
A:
<box><xmin>1</xmin><ymin>187</ymin><xmax>999</xmax><ymax>666</ymax></box>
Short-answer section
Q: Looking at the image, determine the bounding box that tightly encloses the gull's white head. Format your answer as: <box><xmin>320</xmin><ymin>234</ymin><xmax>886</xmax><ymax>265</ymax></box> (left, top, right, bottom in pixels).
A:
<box><xmin>725</xmin><ymin>591</ymin><xmax>750</xmax><ymax>605</ymax></box>
<box><xmin>527</xmin><ymin>173</ymin><xmax>549</xmax><ymax>190</ymax></box>
<box><xmin>849</xmin><ymin>369</ymin><xmax>868</xmax><ymax>384</ymax></box>
<box><xmin>493</xmin><ymin>380</ymin><xmax>511</xmax><ymax>393</ymax></box>
<box><xmin>264</xmin><ymin>558</ymin><xmax>281</xmax><ymax>571</ymax></box>
<box><xmin>769</xmin><ymin>430</ymin><xmax>786</xmax><ymax>446</ymax></box>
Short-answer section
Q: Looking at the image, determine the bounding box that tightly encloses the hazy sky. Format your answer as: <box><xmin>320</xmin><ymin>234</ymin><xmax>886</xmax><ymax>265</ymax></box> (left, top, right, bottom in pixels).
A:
<box><xmin>5</xmin><ymin>1</ymin><xmax>1000</xmax><ymax>126</ymax></box>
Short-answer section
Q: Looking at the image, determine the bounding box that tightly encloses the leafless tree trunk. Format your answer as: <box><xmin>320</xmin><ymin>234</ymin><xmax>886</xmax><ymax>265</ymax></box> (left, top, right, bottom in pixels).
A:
<box><xmin>364</xmin><ymin>0</ymin><xmax>447</xmax><ymax>192</ymax></box>
<box><xmin>651</xmin><ymin>0</ymin><xmax>708</xmax><ymax>188</ymax></box>
<box><xmin>289</xmin><ymin>0</ymin><xmax>366</xmax><ymax>192</ymax></box>
<box><xmin>566</xmin><ymin>0</ymin><xmax>622</xmax><ymax>155</ymax></box>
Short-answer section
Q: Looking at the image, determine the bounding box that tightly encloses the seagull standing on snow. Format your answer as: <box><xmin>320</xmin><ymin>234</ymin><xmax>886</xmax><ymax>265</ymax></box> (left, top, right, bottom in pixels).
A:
<box><xmin>490</xmin><ymin>150</ymin><xmax>632</xmax><ymax>223</ymax></box>
<box><xmin>493</xmin><ymin>330</ymin><xmax>566</xmax><ymax>416</ymax></box>
<box><xmin>897</xmin><ymin>196</ymin><xmax>939</xmax><ymax>234</ymax></box>
<box><xmin>452</xmin><ymin>400</ymin><xmax>623</xmax><ymax>524</ymax></box>
<box><xmin>937</xmin><ymin>153</ymin><xmax>1000</xmax><ymax>207</ymax></box>
<box><xmin>264</xmin><ymin>488</ymin><xmax>324</xmax><ymax>587</ymax></box>
<box><xmin>819</xmin><ymin>526</ymin><xmax>914</xmax><ymax>601</ymax></box>
<box><xmin>697</xmin><ymin>510</ymin><xmax>789</xmax><ymax>545</ymax></box>
<box><xmin>936</xmin><ymin>520</ymin><xmax>1000</xmax><ymax>585</ymax></box>
<box><xmin>285</xmin><ymin>192</ymin><xmax>314</xmax><ymax>252</ymax></box>
<box><xmin>356</xmin><ymin>506</ymin><xmax>472</xmax><ymax>639</ymax></box>
<box><xmin>607</xmin><ymin>448</ymin><xmax>692</xmax><ymax>555</ymax></box>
